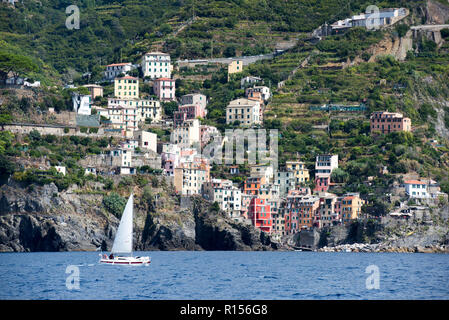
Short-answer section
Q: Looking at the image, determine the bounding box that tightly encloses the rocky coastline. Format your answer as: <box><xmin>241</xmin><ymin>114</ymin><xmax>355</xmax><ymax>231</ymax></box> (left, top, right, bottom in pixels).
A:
<box><xmin>317</xmin><ymin>243</ymin><xmax>449</xmax><ymax>253</ymax></box>
<box><xmin>0</xmin><ymin>182</ymin><xmax>447</xmax><ymax>253</ymax></box>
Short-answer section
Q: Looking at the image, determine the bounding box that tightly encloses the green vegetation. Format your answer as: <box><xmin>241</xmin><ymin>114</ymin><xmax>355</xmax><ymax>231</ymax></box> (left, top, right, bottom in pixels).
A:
<box><xmin>103</xmin><ymin>192</ymin><xmax>126</xmax><ymax>218</ymax></box>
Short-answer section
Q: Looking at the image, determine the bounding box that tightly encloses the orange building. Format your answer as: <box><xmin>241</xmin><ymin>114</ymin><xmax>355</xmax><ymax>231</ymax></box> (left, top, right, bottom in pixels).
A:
<box><xmin>244</xmin><ymin>176</ymin><xmax>266</xmax><ymax>195</ymax></box>
<box><xmin>283</xmin><ymin>195</ymin><xmax>320</xmax><ymax>234</ymax></box>
<box><xmin>336</xmin><ymin>193</ymin><xmax>365</xmax><ymax>224</ymax></box>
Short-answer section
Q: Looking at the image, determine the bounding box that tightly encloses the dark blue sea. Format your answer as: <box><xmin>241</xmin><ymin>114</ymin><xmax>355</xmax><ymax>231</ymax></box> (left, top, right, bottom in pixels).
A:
<box><xmin>0</xmin><ymin>251</ymin><xmax>448</xmax><ymax>300</ymax></box>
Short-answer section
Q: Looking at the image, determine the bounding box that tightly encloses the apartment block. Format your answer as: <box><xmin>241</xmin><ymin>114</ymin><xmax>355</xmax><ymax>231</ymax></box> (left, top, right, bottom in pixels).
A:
<box><xmin>174</xmin><ymin>161</ymin><xmax>209</xmax><ymax>195</ymax></box>
<box><xmin>105</xmin><ymin>62</ymin><xmax>133</xmax><ymax>81</ymax></box>
<box><xmin>114</xmin><ymin>76</ymin><xmax>139</xmax><ymax>99</ymax></box>
<box><xmin>286</xmin><ymin>160</ymin><xmax>310</xmax><ymax>185</ymax></box>
<box><xmin>170</xmin><ymin>118</ymin><xmax>200</xmax><ymax>149</ymax></box>
<box><xmin>153</xmin><ymin>78</ymin><xmax>176</xmax><ymax>102</ymax></box>
<box><xmin>248</xmin><ymin>198</ymin><xmax>272</xmax><ymax>233</ymax></box>
<box><xmin>370</xmin><ymin>111</ymin><xmax>411</xmax><ymax>135</ymax></box>
<box><xmin>314</xmin><ymin>154</ymin><xmax>338</xmax><ymax>192</ymax></box>
<box><xmin>336</xmin><ymin>193</ymin><xmax>364</xmax><ymax>224</ymax></box>
<box><xmin>226</xmin><ymin>98</ymin><xmax>261</xmax><ymax>126</ymax></box>
<box><xmin>284</xmin><ymin>195</ymin><xmax>320</xmax><ymax>234</ymax></box>
<box><xmin>141</xmin><ymin>52</ymin><xmax>171</xmax><ymax>79</ymax></box>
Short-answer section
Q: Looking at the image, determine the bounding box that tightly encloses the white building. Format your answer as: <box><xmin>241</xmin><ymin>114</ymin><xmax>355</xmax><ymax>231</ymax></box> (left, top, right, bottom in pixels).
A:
<box><xmin>107</xmin><ymin>99</ymin><xmax>161</xmax><ymax>134</ymax></box>
<box><xmin>171</xmin><ymin>118</ymin><xmax>200</xmax><ymax>149</ymax></box>
<box><xmin>276</xmin><ymin>171</ymin><xmax>296</xmax><ymax>197</ymax></box>
<box><xmin>315</xmin><ymin>154</ymin><xmax>339</xmax><ymax>192</ymax></box>
<box><xmin>54</xmin><ymin>166</ymin><xmax>66</xmax><ymax>176</ymax></box>
<box><xmin>72</xmin><ymin>94</ymin><xmax>92</xmax><ymax>115</ymax></box>
<box><xmin>404</xmin><ymin>180</ymin><xmax>429</xmax><ymax>199</ymax></box>
<box><xmin>141</xmin><ymin>52</ymin><xmax>171</xmax><ymax>79</ymax></box>
<box><xmin>202</xmin><ymin>179</ymin><xmax>242</xmax><ymax>218</ymax></box>
<box><xmin>174</xmin><ymin>162</ymin><xmax>209</xmax><ymax>195</ymax></box>
<box><xmin>315</xmin><ymin>154</ymin><xmax>339</xmax><ymax>176</ymax></box>
<box><xmin>180</xmin><ymin>93</ymin><xmax>207</xmax><ymax>110</ymax></box>
<box><xmin>226</xmin><ymin>98</ymin><xmax>261</xmax><ymax>126</ymax></box>
<box><xmin>250</xmin><ymin>165</ymin><xmax>274</xmax><ymax>184</ymax></box>
<box><xmin>133</xmin><ymin>130</ymin><xmax>157</xmax><ymax>153</ymax></box>
<box><xmin>241</xmin><ymin>76</ymin><xmax>262</xmax><ymax>89</ymax></box>
<box><xmin>331</xmin><ymin>8</ymin><xmax>407</xmax><ymax>31</ymax></box>
<box><xmin>105</xmin><ymin>63</ymin><xmax>133</xmax><ymax>81</ymax></box>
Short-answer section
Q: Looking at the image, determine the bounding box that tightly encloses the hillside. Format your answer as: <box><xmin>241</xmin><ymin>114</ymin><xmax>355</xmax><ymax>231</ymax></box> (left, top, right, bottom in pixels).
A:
<box><xmin>1</xmin><ymin>0</ymin><xmax>449</xmax><ymax>252</ymax></box>
<box><xmin>0</xmin><ymin>0</ymin><xmax>417</xmax><ymax>84</ymax></box>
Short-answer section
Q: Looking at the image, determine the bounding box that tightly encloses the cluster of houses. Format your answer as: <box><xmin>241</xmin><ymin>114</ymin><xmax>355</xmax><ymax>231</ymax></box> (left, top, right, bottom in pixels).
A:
<box><xmin>13</xmin><ymin>47</ymin><xmax>440</xmax><ymax>242</ymax></box>
<box><xmin>197</xmin><ymin>154</ymin><xmax>367</xmax><ymax>242</ymax></box>
<box><xmin>318</xmin><ymin>7</ymin><xmax>408</xmax><ymax>36</ymax></box>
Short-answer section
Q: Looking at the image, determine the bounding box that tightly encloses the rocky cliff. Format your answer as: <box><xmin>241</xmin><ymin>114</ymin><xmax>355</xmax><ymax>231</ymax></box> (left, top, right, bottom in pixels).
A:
<box><xmin>295</xmin><ymin>207</ymin><xmax>449</xmax><ymax>253</ymax></box>
<box><xmin>0</xmin><ymin>182</ymin><xmax>278</xmax><ymax>252</ymax></box>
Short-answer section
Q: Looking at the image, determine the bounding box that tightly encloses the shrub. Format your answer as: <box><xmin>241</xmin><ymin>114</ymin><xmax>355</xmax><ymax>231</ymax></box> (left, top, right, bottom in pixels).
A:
<box><xmin>103</xmin><ymin>193</ymin><xmax>126</xmax><ymax>218</ymax></box>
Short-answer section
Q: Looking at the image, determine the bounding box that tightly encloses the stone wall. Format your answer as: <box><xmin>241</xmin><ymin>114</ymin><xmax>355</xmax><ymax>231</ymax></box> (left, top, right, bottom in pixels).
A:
<box><xmin>2</xmin><ymin>123</ymin><xmax>122</xmax><ymax>138</ymax></box>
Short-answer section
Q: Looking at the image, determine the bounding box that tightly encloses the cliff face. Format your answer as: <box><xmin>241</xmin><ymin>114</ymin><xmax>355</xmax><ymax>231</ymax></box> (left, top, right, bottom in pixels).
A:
<box><xmin>0</xmin><ymin>183</ymin><xmax>278</xmax><ymax>252</ymax></box>
<box><xmin>138</xmin><ymin>197</ymin><xmax>277</xmax><ymax>251</ymax></box>
<box><xmin>296</xmin><ymin>207</ymin><xmax>449</xmax><ymax>253</ymax></box>
<box><xmin>0</xmin><ymin>182</ymin><xmax>116</xmax><ymax>252</ymax></box>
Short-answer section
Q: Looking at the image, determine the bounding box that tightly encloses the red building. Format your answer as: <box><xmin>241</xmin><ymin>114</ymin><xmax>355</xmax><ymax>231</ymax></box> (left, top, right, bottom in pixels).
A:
<box><xmin>248</xmin><ymin>198</ymin><xmax>272</xmax><ymax>233</ymax></box>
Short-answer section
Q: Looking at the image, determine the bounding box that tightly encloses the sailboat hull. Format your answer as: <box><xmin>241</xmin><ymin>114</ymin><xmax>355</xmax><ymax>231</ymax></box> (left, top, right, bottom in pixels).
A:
<box><xmin>99</xmin><ymin>255</ymin><xmax>151</xmax><ymax>265</ymax></box>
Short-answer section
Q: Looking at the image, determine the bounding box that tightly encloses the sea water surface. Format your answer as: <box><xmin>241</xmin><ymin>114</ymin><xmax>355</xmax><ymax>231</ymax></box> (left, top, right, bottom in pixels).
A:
<box><xmin>0</xmin><ymin>251</ymin><xmax>448</xmax><ymax>300</ymax></box>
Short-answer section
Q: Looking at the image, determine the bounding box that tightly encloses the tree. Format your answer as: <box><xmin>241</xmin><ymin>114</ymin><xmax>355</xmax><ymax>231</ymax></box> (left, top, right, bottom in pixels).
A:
<box><xmin>162</xmin><ymin>101</ymin><xmax>178</xmax><ymax>117</ymax></box>
<box><xmin>103</xmin><ymin>193</ymin><xmax>126</xmax><ymax>218</ymax></box>
<box><xmin>0</xmin><ymin>50</ymin><xmax>38</xmax><ymax>83</ymax></box>
<box><xmin>331</xmin><ymin>168</ymin><xmax>349</xmax><ymax>183</ymax></box>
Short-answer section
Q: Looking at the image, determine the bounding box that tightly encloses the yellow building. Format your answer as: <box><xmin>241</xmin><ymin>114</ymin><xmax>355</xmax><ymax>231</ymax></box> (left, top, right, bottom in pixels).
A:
<box><xmin>286</xmin><ymin>161</ymin><xmax>310</xmax><ymax>186</ymax></box>
<box><xmin>227</xmin><ymin>60</ymin><xmax>243</xmax><ymax>81</ymax></box>
<box><xmin>338</xmin><ymin>193</ymin><xmax>365</xmax><ymax>224</ymax></box>
<box><xmin>114</xmin><ymin>76</ymin><xmax>139</xmax><ymax>99</ymax></box>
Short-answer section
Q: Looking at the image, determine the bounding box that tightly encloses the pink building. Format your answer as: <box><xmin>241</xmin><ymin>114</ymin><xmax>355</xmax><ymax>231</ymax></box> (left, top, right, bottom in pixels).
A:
<box><xmin>370</xmin><ymin>111</ymin><xmax>411</xmax><ymax>135</ymax></box>
<box><xmin>174</xmin><ymin>104</ymin><xmax>207</xmax><ymax>126</ymax></box>
<box><xmin>153</xmin><ymin>78</ymin><xmax>176</xmax><ymax>101</ymax></box>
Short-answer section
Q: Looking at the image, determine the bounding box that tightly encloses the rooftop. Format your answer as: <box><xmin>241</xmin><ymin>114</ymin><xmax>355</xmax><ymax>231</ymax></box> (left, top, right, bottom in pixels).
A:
<box><xmin>106</xmin><ymin>62</ymin><xmax>132</xmax><ymax>67</ymax></box>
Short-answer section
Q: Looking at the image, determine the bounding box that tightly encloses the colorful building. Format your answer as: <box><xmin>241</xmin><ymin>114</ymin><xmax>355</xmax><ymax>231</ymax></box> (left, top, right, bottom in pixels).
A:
<box><xmin>248</xmin><ymin>198</ymin><xmax>272</xmax><ymax>233</ymax></box>
<box><xmin>286</xmin><ymin>161</ymin><xmax>310</xmax><ymax>186</ymax></box>
<box><xmin>336</xmin><ymin>193</ymin><xmax>365</xmax><ymax>224</ymax></box>
<box><xmin>227</xmin><ymin>60</ymin><xmax>243</xmax><ymax>81</ymax></box>
<box><xmin>314</xmin><ymin>154</ymin><xmax>338</xmax><ymax>192</ymax></box>
<box><xmin>244</xmin><ymin>176</ymin><xmax>266</xmax><ymax>196</ymax></box>
<box><xmin>370</xmin><ymin>111</ymin><xmax>411</xmax><ymax>135</ymax></box>
<box><xmin>114</xmin><ymin>76</ymin><xmax>139</xmax><ymax>99</ymax></box>
<box><xmin>153</xmin><ymin>78</ymin><xmax>176</xmax><ymax>102</ymax></box>
<box><xmin>284</xmin><ymin>195</ymin><xmax>320</xmax><ymax>234</ymax></box>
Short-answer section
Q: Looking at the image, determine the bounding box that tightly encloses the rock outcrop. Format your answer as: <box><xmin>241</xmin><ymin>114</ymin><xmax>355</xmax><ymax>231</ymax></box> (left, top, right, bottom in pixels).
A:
<box><xmin>0</xmin><ymin>182</ymin><xmax>278</xmax><ymax>252</ymax></box>
<box><xmin>139</xmin><ymin>196</ymin><xmax>277</xmax><ymax>251</ymax></box>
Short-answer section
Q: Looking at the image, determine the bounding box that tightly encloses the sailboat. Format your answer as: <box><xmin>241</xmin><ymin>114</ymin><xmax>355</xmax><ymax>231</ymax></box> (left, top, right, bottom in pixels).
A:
<box><xmin>99</xmin><ymin>194</ymin><xmax>151</xmax><ymax>265</ymax></box>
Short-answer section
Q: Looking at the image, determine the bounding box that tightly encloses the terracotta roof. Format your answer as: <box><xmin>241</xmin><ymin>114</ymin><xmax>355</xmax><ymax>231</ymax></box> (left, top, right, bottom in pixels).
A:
<box><xmin>154</xmin><ymin>77</ymin><xmax>173</xmax><ymax>81</ymax></box>
<box><xmin>404</xmin><ymin>180</ymin><xmax>427</xmax><ymax>185</ymax></box>
<box><xmin>116</xmin><ymin>76</ymin><xmax>138</xmax><ymax>80</ymax></box>
<box><xmin>106</xmin><ymin>62</ymin><xmax>131</xmax><ymax>67</ymax></box>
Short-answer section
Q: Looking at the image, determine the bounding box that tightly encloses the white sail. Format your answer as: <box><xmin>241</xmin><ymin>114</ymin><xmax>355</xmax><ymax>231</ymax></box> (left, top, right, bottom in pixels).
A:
<box><xmin>111</xmin><ymin>194</ymin><xmax>133</xmax><ymax>254</ymax></box>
